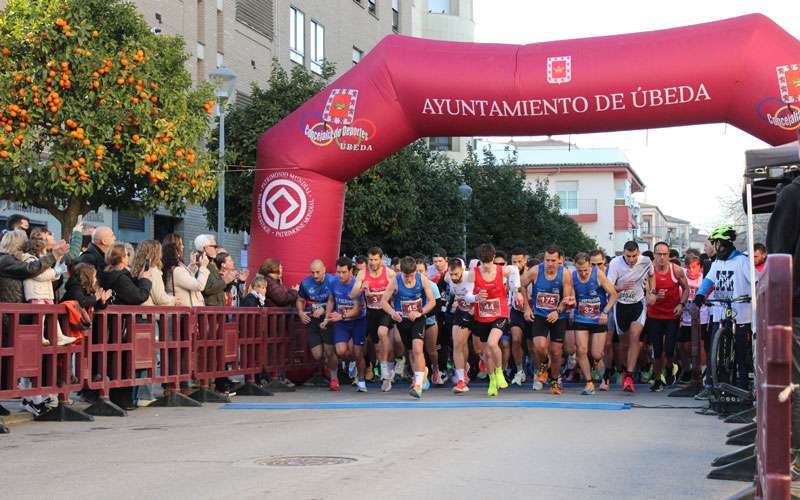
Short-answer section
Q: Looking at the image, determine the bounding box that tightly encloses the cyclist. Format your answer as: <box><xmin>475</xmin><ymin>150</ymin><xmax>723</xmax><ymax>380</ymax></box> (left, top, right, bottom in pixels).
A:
<box><xmin>694</xmin><ymin>225</ymin><xmax>753</xmax><ymax>390</ymax></box>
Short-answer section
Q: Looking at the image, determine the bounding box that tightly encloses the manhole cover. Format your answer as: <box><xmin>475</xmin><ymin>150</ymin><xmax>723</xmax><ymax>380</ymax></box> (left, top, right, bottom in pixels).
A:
<box><xmin>255</xmin><ymin>456</ymin><xmax>357</xmax><ymax>467</ymax></box>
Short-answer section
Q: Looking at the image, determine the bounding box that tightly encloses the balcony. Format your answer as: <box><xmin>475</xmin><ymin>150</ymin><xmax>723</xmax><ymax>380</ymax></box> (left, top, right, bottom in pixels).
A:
<box><xmin>561</xmin><ymin>198</ymin><xmax>598</xmax><ymax>222</ymax></box>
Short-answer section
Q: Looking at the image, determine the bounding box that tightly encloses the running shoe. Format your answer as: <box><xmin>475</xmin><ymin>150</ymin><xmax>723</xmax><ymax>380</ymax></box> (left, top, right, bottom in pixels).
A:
<box><xmin>639</xmin><ymin>365</ymin><xmax>653</xmax><ymax>384</ymax></box>
<box><xmin>329</xmin><ymin>378</ymin><xmax>340</xmax><ymax>392</ymax></box>
<box><xmin>487</xmin><ymin>376</ymin><xmax>498</xmax><ymax>397</ymax></box>
<box><xmin>479</xmin><ymin>359</ymin><xmax>487</xmax><ymax>373</ymax></box>
<box><xmin>566</xmin><ymin>353</ymin><xmax>577</xmax><ymax>370</ymax></box>
<box><xmin>581</xmin><ymin>382</ymin><xmax>596</xmax><ymax>395</ymax></box>
<box><xmin>511</xmin><ymin>370</ymin><xmax>526</xmax><ymax>386</ymax></box>
<box><xmin>409</xmin><ymin>384</ymin><xmax>423</xmax><ymax>399</ymax></box>
<box><xmin>356</xmin><ymin>380</ymin><xmax>368</xmax><ymax>393</ymax></box>
<box><xmin>550</xmin><ymin>379</ymin><xmax>562</xmax><ymax>395</ymax></box>
<box><xmin>365</xmin><ymin>364</ymin><xmax>374</xmax><ymax>382</ymax></box>
<box><xmin>532</xmin><ymin>379</ymin><xmax>543</xmax><ymax>391</ymax></box>
<box><xmin>381</xmin><ymin>378</ymin><xmax>393</xmax><ymax>392</ymax></box>
<box><xmin>536</xmin><ymin>365</ymin><xmax>549</xmax><ymax>385</ymax></box>
<box><xmin>348</xmin><ymin>361</ymin><xmax>357</xmax><ymax>380</ymax></box>
<box><xmin>665</xmin><ymin>364</ymin><xmax>677</xmax><ymax>386</ymax></box>
<box><xmin>693</xmin><ymin>388</ymin><xmax>711</xmax><ymax>401</ymax></box>
<box><xmin>599</xmin><ymin>380</ymin><xmax>609</xmax><ymax>391</ymax></box>
<box><xmin>374</xmin><ymin>365</ymin><xmax>381</xmax><ymax>380</ymax></box>
<box><xmin>622</xmin><ymin>373</ymin><xmax>635</xmax><ymax>393</ymax></box>
<box><xmin>432</xmin><ymin>369</ymin><xmax>444</xmax><ymax>386</ymax></box>
<box><xmin>495</xmin><ymin>368</ymin><xmax>509</xmax><ymax>389</ymax></box>
<box><xmin>452</xmin><ymin>380</ymin><xmax>469</xmax><ymax>394</ymax></box>
<box><xmin>650</xmin><ymin>379</ymin><xmax>664</xmax><ymax>392</ymax></box>
<box><xmin>423</xmin><ymin>367</ymin><xmax>431</xmax><ymax>391</ymax></box>
<box><xmin>477</xmin><ymin>359</ymin><xmax>488</xmax><ymax>379</ymax></box>
<box><xmin>394</xmin><ymin>357</ymin><xmax>406</xmax><ymax>382</ymax></box>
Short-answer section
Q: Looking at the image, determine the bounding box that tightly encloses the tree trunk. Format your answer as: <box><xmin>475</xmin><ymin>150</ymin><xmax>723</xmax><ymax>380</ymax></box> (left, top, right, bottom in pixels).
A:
<box><xmin>47</xmin><ymin>199</ymin><xmax>85</xmax><ymax>241</ymax></box>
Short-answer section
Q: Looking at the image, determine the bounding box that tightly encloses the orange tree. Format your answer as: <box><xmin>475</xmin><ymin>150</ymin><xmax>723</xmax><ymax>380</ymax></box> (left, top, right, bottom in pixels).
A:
<box><xmin>0</xmin><ymin>0</ymin><xmax>216</xmax><ymax>238</ymax></box>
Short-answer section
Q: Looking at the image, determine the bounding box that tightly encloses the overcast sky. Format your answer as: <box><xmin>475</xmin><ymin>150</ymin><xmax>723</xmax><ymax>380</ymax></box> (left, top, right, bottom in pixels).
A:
<box><xmin>473</xmin><ymin>0</ymin><xmax>799</xmax><ymax>232</ymax></box>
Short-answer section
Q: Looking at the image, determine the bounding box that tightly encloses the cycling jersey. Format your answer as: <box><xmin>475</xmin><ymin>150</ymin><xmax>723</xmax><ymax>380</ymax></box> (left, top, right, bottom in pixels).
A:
<box><xmin>697</xmin><ymin>250</ymin><xmax>752</xmax><ymax>325</ymax></box>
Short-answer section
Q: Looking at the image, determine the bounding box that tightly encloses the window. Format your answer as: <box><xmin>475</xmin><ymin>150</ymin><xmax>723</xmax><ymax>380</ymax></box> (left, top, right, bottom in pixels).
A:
<box><xmin>556</xmin><ymin>181</ymin><xmax>578</xmax><ymax>214</ymax></box>
<box><xmin>428</xmin><ymin>0</ymin><xmax>449</xmax><ymax>14</ymax></box>
<box><xmin>429</xmin><ymin>137</ymin><xmax>452</xmax><ymax>151</ymax></box>
<box><xmin>118</xmin><ymin>211</ymin><xmax>145</xmax><ymax>232</ymax></box>
<box><xmin>309</xmin><ymin>20</ymin><xmax>324</xmax><ymax>74</ymax></box>
<box><xmin>196</xmin><ymin>42</ymin><xmax>205</xmax><ymax>60</ymax></box>
<box><xmin>392</xmin><ymin>0</ymin><xmax>399</xmax><ymax>31</ymax></box>
<box><xmin>236</xmin><ymin>0</ymin><xmax>275</xmax><ymax>40</ymax></box>
<box><xmin>289</xmin><ymin>6</ymin><xmax>304</xmax><ymax>65</ymax></box>
<box><xmin>352</xmin><ymin>46</ymin><xmax>363</xmax><ymax>65</ymax></box>
<box><xmin>368</xmin><ymin>0</ymin><xmax>376</xmax><ymax>15</ymax></box>
<box><xmin>216</xmin><ymin>52</ymin><xmax>224</xmax><ymax>68</ymax></box>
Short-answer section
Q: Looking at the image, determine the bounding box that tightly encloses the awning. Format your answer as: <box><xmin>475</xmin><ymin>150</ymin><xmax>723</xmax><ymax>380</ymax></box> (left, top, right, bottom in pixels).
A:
<box><xmin>743</xmin><ymin>141</ymin><xmax>799</xmax><ymax>214</ymax></box>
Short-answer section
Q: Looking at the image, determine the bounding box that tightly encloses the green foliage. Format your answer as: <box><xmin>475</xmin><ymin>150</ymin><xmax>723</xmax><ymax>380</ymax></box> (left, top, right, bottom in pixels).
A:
<box><xmin>0</xmin><ymin>0</ymin><xmax>216</xmax><ymax>237</ymax></box>
<box><xmin>204</xmin><ymin>60</ymin><xmax>336</xmax><ymax>231</ymax></box>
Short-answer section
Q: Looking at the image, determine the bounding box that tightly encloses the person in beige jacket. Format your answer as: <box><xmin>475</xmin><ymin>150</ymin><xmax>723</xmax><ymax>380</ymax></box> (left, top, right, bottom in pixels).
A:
<box><xmin>162</xmin><ymin>240</ymin><xmax>210</xmax><ymax>307</ymax></box>
<box><xmin>131</xmin><ymin>240</ymin><xmax>177</xmax><ymax>307</ymax></box>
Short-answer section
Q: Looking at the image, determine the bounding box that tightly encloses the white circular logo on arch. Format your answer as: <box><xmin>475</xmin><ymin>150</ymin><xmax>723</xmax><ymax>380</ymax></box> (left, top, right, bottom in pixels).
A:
<box><xmin>257</xmin><ymin>172</ymin><xmax>314</xmax><ymax>237</ymax></box>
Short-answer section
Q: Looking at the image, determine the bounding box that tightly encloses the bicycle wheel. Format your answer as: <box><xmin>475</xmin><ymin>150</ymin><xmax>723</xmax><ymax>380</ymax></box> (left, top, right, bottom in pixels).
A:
<box><xmin>710</xmin><ymin>324</ymin><xmax>736</xmax><ymax>387</ymax></box>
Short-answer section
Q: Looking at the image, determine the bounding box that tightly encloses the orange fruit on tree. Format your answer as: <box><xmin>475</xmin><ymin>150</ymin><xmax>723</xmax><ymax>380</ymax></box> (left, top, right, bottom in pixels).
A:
<box><xmin>0</xmin><ymin>150</ymin><xmax>8</xmax><ymax>158</ymax></box>
<box><xmin>132</xmin><ymin>134</ymin><xmax>140</xmax><ymax>142</ymax></box>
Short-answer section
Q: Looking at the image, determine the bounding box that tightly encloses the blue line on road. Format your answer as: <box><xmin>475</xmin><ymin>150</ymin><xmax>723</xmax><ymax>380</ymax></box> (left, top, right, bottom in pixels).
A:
<box><xmin>221</xmin><ymin>401</ymin><xmax>633</xmax><ymax>411</ymax></box>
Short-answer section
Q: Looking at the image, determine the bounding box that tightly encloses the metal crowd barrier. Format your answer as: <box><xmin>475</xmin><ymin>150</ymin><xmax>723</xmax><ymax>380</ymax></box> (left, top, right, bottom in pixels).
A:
<box><xmin>0</xmin><ymin>304</ymin><xmax>317</xmax><ymax>420</ymax></box>
<box><xmin>755</xmin><ymin>254</ymin><xmax>793</xmax><ymax>500</ymax></box>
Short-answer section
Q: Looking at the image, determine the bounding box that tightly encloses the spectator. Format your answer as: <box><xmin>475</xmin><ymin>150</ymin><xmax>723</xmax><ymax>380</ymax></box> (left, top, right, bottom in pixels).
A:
<box><xmin>99</xmin><ymin>243</ymin><xmax>152</xmax><ymax>305</ymax></box>
<box><xmin>21</xmin><ymin>237</ymin><xmax>74</xmax><ymax>346</ymax></box>
<box><xmin>0</xmin><ymin>229</ymin><xmax>66</xmax><ymax>304</ymax></box>
<box><xmin>213</xmin><ymin>251</ymin><xmax>248</xmax><ymax>306</ymax></box>
<box><xmin>195</xmin><ymin>234</ymin><xmax>236</xmax><ymax>306</ymax></box>
<box><xmin>77</xmin><ymin>226</ymin><xmax>115</xmax><ymax>273</ymax></box>
<box><xmin>753</xmin><ymin>242</ymin><xmax>767</xmax><ymax>273</ymax></box>
<box><xmin>30</xmin><ymin>223</ymin><xmax>84</xmax><ymax>266</ymax></box>
<box><xmin>163</xmin><ymin>241</ymin><xmax>210</xmax><ymax>307</ymax></box>
<box><xmin>240</xmin><ymin>276</ymin><xmax>268</xmax><ymax>307</ymax></box>
<box><xmin>258</xmin><ymin>258</ymin><xmax>299</xmax><ymax>307</ymax></box>
<box><xmin>131</xmin><ymin>240</ymin><xmax>175</xmax><ymax>307</ymax></box>
<box><xmin>62</xmin><ymin>262</ymin><xmax>111</xmax><ymax>310</ymax></box>
<box><xmin>5</xmin><ymin>213</ymin><xmax>30</xmax><ymax>235</ymax></box>
<box><xmin>129</xmin><ymin>240</ymin><xmax>174</xmax><ymax>407</ymax></box>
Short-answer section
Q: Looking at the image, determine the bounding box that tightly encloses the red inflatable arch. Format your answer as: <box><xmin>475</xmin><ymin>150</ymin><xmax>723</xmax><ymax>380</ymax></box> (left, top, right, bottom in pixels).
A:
<box><xmin>251</xmin><ymin>14</ymin><xmax>800</xmax><ymax>284</ymax></box>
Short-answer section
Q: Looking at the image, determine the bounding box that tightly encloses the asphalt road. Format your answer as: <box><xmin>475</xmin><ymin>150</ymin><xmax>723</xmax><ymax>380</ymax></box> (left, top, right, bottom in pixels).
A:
<box><xmin>0</xmin><ymin>385</ymin><xmax>749</xmax><ymax>499</ymax></box>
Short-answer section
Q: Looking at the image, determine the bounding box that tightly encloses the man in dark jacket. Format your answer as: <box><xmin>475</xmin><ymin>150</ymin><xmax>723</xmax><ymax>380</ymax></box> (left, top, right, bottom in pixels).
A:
<box><xmin>76</xmin><ymin>226</ymin><xmax>115</xmax><ymax>272</ymax></box>
<box><xmin>765</xmin><ymin>172</ymin><xmax>800</xmax><ymax>482</ymax></box>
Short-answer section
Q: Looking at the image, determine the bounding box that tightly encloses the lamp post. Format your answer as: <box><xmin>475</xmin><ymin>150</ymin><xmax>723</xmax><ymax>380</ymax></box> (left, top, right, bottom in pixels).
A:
<box><xmin>209</xmin><ymin>66</ymin><xmax>237</xmax><ymax>247</ymax></box>
<box><xmin>458</xmin><ymin>182</ymin><xmax>473</xmax><ymax>260</ymax></box>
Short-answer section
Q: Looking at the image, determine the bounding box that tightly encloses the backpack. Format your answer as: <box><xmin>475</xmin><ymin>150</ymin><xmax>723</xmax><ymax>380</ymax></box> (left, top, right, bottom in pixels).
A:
<box><xmin>63</xmin><ymin>300</ymin><xmax>92</xmax><ymax>344</ymax></box>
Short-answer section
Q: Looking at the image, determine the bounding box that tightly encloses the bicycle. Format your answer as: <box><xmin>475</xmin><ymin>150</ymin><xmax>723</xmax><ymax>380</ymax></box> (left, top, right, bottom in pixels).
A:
<box><xmin>703</xmin><ymin>295</ymin><xmax>753</xmax><ymax>414</ymax></box>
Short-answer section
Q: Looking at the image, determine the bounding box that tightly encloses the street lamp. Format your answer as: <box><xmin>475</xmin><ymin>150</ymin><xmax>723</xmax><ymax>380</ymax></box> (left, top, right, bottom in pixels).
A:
<box><xmin>458</xmin><ymin>182</ymin><xmax>473</xmax><ymax>260</ymax></box>
<box><xmin>209</xmin><ymin>66</ymin><xmax>237</xmax><ymax>247</ymax></box>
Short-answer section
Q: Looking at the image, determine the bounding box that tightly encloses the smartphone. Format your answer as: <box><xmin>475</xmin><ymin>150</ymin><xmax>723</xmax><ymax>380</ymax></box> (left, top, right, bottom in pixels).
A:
<box><xmin>143</xmin><ymin>258</ymin><xmax>151</xmax><ymax>272</ymax></box>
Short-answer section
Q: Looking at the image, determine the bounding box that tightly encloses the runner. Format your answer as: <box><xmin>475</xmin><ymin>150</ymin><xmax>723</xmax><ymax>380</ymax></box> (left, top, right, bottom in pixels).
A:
<box><xmin>350</xmin><ymin>247</ymin><xmax>397</xmax><ymax>392</ymax></box>
<box><xmin>590</xmin><ymin>250</ymin><xmax>619</xmax><ymax>391</ymax></box>
<box><xmin>678</xmin><ymin>254</ymin><xmax>709</xmax><ymax>384</ymax></box>
<box><xmin>428</xmin><ymin>249</ymin><xmax>451</xmax><ymax>385</ymax></box>
<box><xmin>645</xmin><ymin>242</ymin><xmax>690</xmax><ymax>392</ymax></box>
<box><xmin>509</xmin><ymin>248</ymin><xmax>531</xmax><ymax>386</ymax></box>
<box><xmin>493</xmin><ymin>251</ymin><xmax>522</xmax><ymax>382</ymax></box>
<box><xmin>606</xmin><ymin>241</ymin><xmax>657</xmax><ymax>393</ymax></box>
<box><xmin>469</xmin><ymin>243</ymin><xmax>516</xmax><ymax>397</ymax></box>
<box><xmin>572</xmin><ymin>252</ymin><xmax>618</xmax><ymax>395</ymax></box>
<box><xmin>521</xmin><ymin>245</ymin><xmax>575</xmax><ymax>395</ymax></box>
<box><xmin>444</xmin><ymin>258</ymin><xmax>475</xmax><ymax>394</ymax></box>
<box><xmin>297</xmin><ymin>259</ymin><xmax>340</xmax><ymax>391</ymax></box>
<box><xmin>417</xmin><ymin>258</ymin><xmax>443</xmax><ymax>386</ymax></box>
<box><xmin>380</xmin><ymin>256</ymin><xmax>437</xmax><ymax>398</ymax></box>
<box><xmin>321</xmin><ymin>258</ymin><xmax>368</xmax><ymax>393</ymax></box>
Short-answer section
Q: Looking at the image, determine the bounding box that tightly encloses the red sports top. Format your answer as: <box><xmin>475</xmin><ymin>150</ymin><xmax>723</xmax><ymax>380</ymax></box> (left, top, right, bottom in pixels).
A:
<box><xmin>473</xmin><ymin>265</ymin><xmax>509</xmax><ymax>322</ymax></box>
<box><xmin>363</xmin><ymin>266</ymin><xmax>389</xmax><ymax>309</ymax></box>
<box><xmin>648</xmin><ymin>263</ymin><xmax>682</xmax><ymax>319</ymax></box>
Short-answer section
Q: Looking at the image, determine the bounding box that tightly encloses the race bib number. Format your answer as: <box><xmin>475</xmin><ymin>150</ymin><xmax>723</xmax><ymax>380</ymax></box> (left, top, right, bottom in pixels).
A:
<box><xmin>365</xmin><ymin>289</ymin><xmax>384</xmax><ymax>308</ymax></box>
<box><xmin>337</xmin><ymin>302</ymin><xmax>353</xmax><ymax>317</ymax></box>
<box><xmin>477</xmin><ymin>298</ymin><xmax>501</xmax><ymax>318</ymax></box>
<box><xmin>536</xmin><ymin>292</ymin><xmax>560</xmax><ymax>310</ymax></box>
<box><xmin>310</xmin><ymin>302</ymin><xmax>326</xmax><ymax>314</ymax></box>
<box><xmin>619</xmin><ymin>289</ymin><xmax>636</xmax><ymax>302</ymax></box>
<box><xmin>401</xmin><ymin>299</ymin><xmax>422</xmax><ymax>318</ymax></box>
<box><xmin>688</xmin><ymin>286</ymin><xmax>697</xmax><ymax>301</ymax></box>
<box><xmin>578</xmin><ymin>300</ymin><xmax>601</xmax><ymax>319</ymax></box>
<box><xmin>457</xmin><ymin>298</ymin><xmax>471</xmax><ymax>312</ymax></box>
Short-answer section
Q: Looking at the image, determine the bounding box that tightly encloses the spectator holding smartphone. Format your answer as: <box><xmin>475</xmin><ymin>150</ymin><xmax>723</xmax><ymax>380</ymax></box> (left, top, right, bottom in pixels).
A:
<box><xmin>132</xmin><ymin>240</ymin><xmax>176</xmax><ymax>307</ymax></box>
<box><xmin>163</xmin><ymin>241</ymin><xmax>210</xmax><ymax>307</ymax></box>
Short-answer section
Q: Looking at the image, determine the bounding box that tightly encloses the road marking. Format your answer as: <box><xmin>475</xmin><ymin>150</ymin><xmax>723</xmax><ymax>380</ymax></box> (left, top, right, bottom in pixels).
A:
<box><xmin>221</xmin><ymin>401</ymin><xmax>633</xmax><ymax>411</ymax></box>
